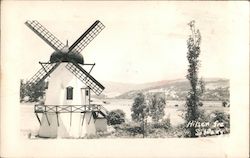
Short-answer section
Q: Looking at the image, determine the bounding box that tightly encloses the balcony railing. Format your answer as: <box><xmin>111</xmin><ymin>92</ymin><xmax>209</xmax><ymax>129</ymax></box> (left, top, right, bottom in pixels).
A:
<box><xmin>34</xmin><ymin>104</ymin><xmax>108</xmax><ymax>114</ymax></box>
<box><xmin>34</xmin><ymin>104</ymin><xmax>109</xmax><ymax>126</ymax></box>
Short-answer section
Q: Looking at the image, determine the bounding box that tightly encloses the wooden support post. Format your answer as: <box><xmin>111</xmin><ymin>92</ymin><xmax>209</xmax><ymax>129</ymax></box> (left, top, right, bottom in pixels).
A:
<box><xmin>55</xmin><ymin>106</ymin><xmax>59</xmax><ymax>126</ymax></box>
<box><xmin>44</xmin><ymin>112</ymin><xmax>50</xmax><ymax>126</ymax></box>
<box><xmin>70</xmin><ymin>106</ymin><xmax>72</xmax><ymax>126</ymax></box>
<box><xmin>35</xmin><ymin>113</ymin><xmax>41</xmax><ymax>125</ymax></box>
<box><xmin>93</xmin><ymin>112</ymin><xmax>97</xmax><ymax>123</ymax></box>
<box><xmin>81</xmin><ymin>112</ymin><xmax>85</xmax><ymax>126</ymax></box>
<box><xmin>88</xmin><ymin>113</ymin><xmax>92</xmax><ymax>125</ymax></box>
<box><xmin>88</xmin><ymin>87</ymin><xmax>91</xmax><ymax>105</ymax></box>
<box><xmin>56</xmin><ymin>112</ymin><xmax>59</xmax><ymax>126</ymax></box>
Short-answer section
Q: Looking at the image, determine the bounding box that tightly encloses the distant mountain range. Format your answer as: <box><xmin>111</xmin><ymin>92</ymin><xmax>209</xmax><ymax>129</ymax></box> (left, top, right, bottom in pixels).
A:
<box><xmin>95</xmin><ymin>78</ymin><xmax>229</xmax><ymax>101</ymax></box>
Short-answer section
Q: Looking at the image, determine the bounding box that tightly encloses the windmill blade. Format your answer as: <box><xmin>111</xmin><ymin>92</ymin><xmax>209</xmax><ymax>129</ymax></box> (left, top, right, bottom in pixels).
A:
<box><xmin>27</xmin><ymin>62</ymin><xmax>61</xmax><ymax>86</ymax></box>
<box><xmin>65</xmin><ymin>62</ymin><xmax>105</xmax><ymax>95</ymax></box>
<box><xmin>68</xmin><ymin>20</ymin><xmax>105</xmax><ymax>54</ymax></box>
<box><xmin>25</xmin><ymin>20</ymin><xmax>65</xmax><ymax>51</ymax></box>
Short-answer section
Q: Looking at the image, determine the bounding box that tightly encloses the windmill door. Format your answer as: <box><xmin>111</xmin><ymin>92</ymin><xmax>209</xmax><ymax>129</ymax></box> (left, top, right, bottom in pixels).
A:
<box><xmin>81</xmin><ymin>88</ymin><xmax>90</xmax><ymax>105</ymax></box>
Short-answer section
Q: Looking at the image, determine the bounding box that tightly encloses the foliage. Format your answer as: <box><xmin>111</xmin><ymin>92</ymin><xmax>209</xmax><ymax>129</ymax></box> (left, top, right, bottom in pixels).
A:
<box><xmin>20</xmin><ymin>79</ymin><xmax>26</xmax><ymax>102</ymax></box>
<box><xmin>198</xmin><ymin>102</ymin><xmax>203</xmax><ymax>106</ymax></box>
<box><xmin>149</xmin><ymin>118</ymin><xmax>171</xmax><ymax>130</ymax></box>
<box><xmin>147</xmin><ymin>92</ymin><xmax>166</xmax><ymax>122</ymax></box>
<box><xmin>197</xmin><ymin>110</ymin><xmax>230</xmax><ymax>137</ymax></box>
<box><xmin>185</xmin><ymin>20</ymin><xmax>205</xmax><ymax>137</ymax></box>
<box><xmin>131</xmin><ymin>92</ymin><xmax>149</xmax><ymax>122</ymax></box>
<box><xmin>20</xmin><ymin>79</ymin><xmax>47</xmax><ymax>102</ymax></box>
<box><xmin>107</xmin><ymin>109</ymin><xmax>126</xmax><ymax>125</ymax></box>
<box><xmin>211</xmin><ymin>110</ymin><xmax>230</xmax><ymax>129</ymax></box>
<box><xmin>222</xmin><ymin>101</ymin><xmax>229</xmax><ymax>107</ymax></box>
<box><xmin>111</xmin><ymin>118</ymin><xmax>172</xmax><ymax>138</ymax></box>
<box><xmin>130</xmin><ymin>92</ymin><xmax>168</xmax><ymax>138</ymax></box>
<box><xmin>147</xmin><ymin>128</ymin><xmax>170</xmax><ymax>138</ymax></box>
<box><xmin>131</xmin><ymin>92</ymin><xmax>149</xmax><ymax>138</ymax></box>
<box><xmin>172</xmin><ymin>124</ymin><xmax>188</xmax><ymax>138</ymax></box>
<box><xmin>175</xmin><ymin>109</ymin><xmax>230</xmax><ymax>138</ymax></box>
<box><xmin>112</xmin><ymin>122</ymin><xmax>143</xmax><ymax>138</ymax></box>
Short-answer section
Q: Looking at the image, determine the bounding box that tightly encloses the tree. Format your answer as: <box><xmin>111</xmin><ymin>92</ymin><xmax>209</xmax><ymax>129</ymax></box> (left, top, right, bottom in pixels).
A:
<box><xmin>131</xmin><ymin>92</ymin><xmax>149</xmax><ymax>138</ymax></box>
<box><xmin>185</xmin><ymin>20</ymin><xmax>205</xmax><ymax>137</ymax></box>
<box><xmin>20</xmin><ymin>79</ymin><xmax>47</xmax><ymax>102</ymax></box>
<box><xmin>107</xmin><ymin>109</ymin><xmax>126</xmax><ymax>125</ymax></box>
<box><xmin>20</xmin><ymin>79</ymin><xmax>26</xmax><ymax>102</ymax></box>
<box><xmin>147</xmin><ymin>92</ymin><xmax>166</xmax><ymax>123</ymax></box>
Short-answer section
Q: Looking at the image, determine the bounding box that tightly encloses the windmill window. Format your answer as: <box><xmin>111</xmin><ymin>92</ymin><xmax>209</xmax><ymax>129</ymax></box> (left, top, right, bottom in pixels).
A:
<box><xmin>66</xmin><ymin>87</ymin><xmax>73</xmax><ymax>100</ymax></box>
<box><xmin>85</xmin><ymin>89</ymin><xmax>89</xmax><ymax>96</ymax></box>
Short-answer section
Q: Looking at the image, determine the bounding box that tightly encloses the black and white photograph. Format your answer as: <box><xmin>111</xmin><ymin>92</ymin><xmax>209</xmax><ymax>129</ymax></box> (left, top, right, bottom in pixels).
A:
<box><xmin>1</xmin><ymin>1</ymin><xmax>249</xmax><ymax>158</ymax></box>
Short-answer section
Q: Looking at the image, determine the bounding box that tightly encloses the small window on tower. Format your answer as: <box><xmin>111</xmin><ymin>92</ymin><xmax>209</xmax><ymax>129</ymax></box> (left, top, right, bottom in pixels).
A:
<box><xmin>85</xmin><ymin>89</ymin><xmax>89</xmax><ymax>96</ymax></box>
<box><xmin>66</xmin><ymin>86</ymin><xmax>73</xmax><ymax>100</ymax></box>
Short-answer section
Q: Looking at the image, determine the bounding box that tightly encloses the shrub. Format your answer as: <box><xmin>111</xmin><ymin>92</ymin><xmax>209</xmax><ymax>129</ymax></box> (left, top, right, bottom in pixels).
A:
<box><xmin>222</xmin><ymin>101</ymin><xmax>228</xmax><ymax>107</ymax></box>
<box><xmin>198</xmin><ymin>102</ymin><xmax>203</xmax><ymax>107</ymax></box>
<box><xmin>211</xmin><ymin>110</ymin><xmax>230</xmax><ymax>128</ymax></box>
<box><xmin>173</xmin><ymin>123</ymin><xmax>188</xmax><ymax>138</ymax></box>
<box><xmin>150</xmin><ymin>118</ymin><xmax>171</xmax><ymax>130</ymax></box>
<box><xmin>112</xmin><ymin>122</ymin><xmax>143</xmax><ymax>137</ymax></box>
<box><xmin>107</xmin><ymin>109</ymin><xmax>125</xmax><ymax>125</ymax></box>
<box><xmin>146</xmin><ymin>118</ymin><xmax>172</xmax><ymax>138</ymax></box>
<box><xmin>147</xmin><ymin>128</ymin><xmax>169</xmax><ymax>138</ymax></box>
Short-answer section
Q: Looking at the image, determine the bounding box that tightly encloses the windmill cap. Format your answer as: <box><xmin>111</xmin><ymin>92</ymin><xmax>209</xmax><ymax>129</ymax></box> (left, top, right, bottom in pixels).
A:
<box><xmin>50</xmin><ymin>51</ymin><xmax>84</xmax><ymax>64</ymax></box>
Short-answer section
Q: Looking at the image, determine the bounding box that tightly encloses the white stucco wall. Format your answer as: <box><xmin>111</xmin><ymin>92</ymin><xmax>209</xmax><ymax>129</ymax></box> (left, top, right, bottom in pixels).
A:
<box><xmin>45</xmin><ymin>63</ymin><xmax>89</xmax><ymax>105</ymax></box>
<box><xmin>38</xmin><ymin>112</ymin><xmax>98</xmax><ymax>138</ymax></box>
<box><xmin>38</xmin><ymin>113</ymin><xmax>69</xmax><ymax>138</ymax></box>
<box><xmin>79</xmin><ymin>112</ymin><xmax>96</xmax><ymax>137</ymax></box>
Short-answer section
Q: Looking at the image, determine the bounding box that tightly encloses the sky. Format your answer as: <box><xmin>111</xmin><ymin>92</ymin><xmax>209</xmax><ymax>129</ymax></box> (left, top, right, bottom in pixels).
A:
<box><xmin>1</xmin><ymin>1</ymin><xmax>249</xmax><ymax>83</ymax></box>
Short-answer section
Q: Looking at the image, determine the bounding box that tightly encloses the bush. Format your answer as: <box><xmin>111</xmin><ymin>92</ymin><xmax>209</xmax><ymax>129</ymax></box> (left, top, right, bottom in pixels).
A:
<box><xmin>147</xmin><ymin>128</ymin><xmax>169</xmax><ymax>138</ymax></box>
<box><xmin>107</xmin><ymin>117</ymin><xmax>172</xmax><ymax>138</ymax></box>
<box><xmin>112</xmin><ymin>122</ymin><xmax>143</xmax><ymax>138</ymax></box>
<box><xmin>107</xmin><ymin>109</ymin><xmax>125</xmax><ymax>125</ymax></box>
<box><xmin>145</xmin><ymin>118</ymin><xmax>172</xmax><ymax>138</ymax></box>
<box><xmin>172</xmin><ymin>123</ymin><xmax>188</xmax><ymax>138</ymax></box>
<box><xmin>222</xmin><ymin>101</ymin><xmax>228</xmax><ymax>107</ymax></box>
<box><xmin>198</xmin><ymin>102</ymin><xmax>203</xmax><ymax>107</ymax></box>
<box><xmin>178</xmin><ymin>109</ymin><xmax>231</xmax><ymax>137</ymax></box>
<box><xmin>150</xmin><ymin>118</ymin><xmax>171</xmax><ymax>130</ymax></box>
<box><xmin>211</xmin><ymin>110</ymin><xmax>230</xmax><ymax>128</ymax></box>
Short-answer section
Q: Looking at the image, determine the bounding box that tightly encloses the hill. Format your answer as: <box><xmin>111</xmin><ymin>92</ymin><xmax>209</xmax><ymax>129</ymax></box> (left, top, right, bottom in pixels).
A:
<box><xmin>98</xmin><ymin>78</ymin><xmax>229</xmax><ymax>101</ymax></box>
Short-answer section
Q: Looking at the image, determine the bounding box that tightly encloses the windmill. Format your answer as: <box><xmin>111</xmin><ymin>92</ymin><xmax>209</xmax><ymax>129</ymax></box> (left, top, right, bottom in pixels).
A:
<box><xmin>25</xmin><ymin>20</ymin><xmax>108</xmax><ymax>138</ymax></box>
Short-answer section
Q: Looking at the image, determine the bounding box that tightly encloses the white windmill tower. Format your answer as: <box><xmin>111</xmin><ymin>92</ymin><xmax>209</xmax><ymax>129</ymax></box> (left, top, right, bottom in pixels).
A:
<box><xmin>25</xmin><ymin>20</ymin><xmax>108</xmax><ymax>138</ymax></box>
